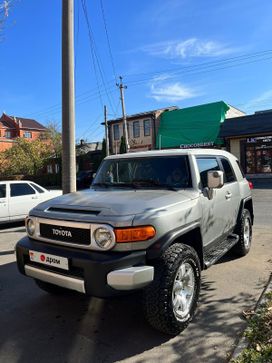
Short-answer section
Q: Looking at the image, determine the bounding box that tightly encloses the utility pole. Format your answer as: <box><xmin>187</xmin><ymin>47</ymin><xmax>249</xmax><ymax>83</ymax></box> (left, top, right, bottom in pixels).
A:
<box><xmin>104</xmin><ymin>105</ymin><xmax>109</xmax><ymax>156</ymax></box>
<box><xmin>116</xmin><ymin>76</ymin><xmax>130</xmax><ymax>152</ymax></box>
<box><xmin>62</xmin><ymin>0</ymin><xmax>76</xmax><ymax>194</ymax></box>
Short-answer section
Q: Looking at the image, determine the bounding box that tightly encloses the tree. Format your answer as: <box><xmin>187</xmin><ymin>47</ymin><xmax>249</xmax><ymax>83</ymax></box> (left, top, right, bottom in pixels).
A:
<box><xmin>101</xmin><ymin>138</ymin><xmax>107</xmax><ymax>159</ymax></box>
<box><xmin>41</xmin><ymin>121</ymin><xmax>62</xmax><ymax>159</ymax></box>
<box><xmin>119</xmin><ymin>136</ymin><xmax>126</xmax><ymax>154</ymax></box>
<box><xmin>1</xmin><ymin>138</ymin><xmax>50</xmax><ymax>176</ymax></box>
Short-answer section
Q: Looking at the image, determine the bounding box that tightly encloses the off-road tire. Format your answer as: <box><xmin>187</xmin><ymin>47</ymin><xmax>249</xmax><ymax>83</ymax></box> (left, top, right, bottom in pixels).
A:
<box><xmin>35</xmin><ymin>279</ymin><xmax>71</xmax><ymax>295</ymax></box>
<box><xmin>233</xmin><ymin>209</ymin><xmax>252</xmax><ymax>257</ymax></box>
<box><xmin>143</xmin><ymin>243</ymin><xmax>201</xmax><ymax>336</ymax></box>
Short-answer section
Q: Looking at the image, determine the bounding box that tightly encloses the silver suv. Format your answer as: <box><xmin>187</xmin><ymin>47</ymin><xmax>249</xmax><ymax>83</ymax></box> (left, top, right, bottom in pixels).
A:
<box><xmin>16</xmin><ymin>149</ymin><xmax>253</xmax><ymax>335</ymax></box>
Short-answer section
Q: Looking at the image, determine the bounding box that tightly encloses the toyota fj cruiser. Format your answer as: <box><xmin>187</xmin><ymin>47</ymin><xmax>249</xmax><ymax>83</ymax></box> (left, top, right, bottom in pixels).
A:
<box><xmin>16</xmin><ymin>149</ymin><xmax>253</xmax><ymax>335</ymax></box>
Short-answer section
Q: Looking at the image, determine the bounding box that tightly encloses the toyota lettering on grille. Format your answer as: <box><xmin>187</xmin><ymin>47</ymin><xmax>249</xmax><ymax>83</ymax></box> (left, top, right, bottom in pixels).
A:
<box><xmin>52</xmin><ymin>228</ymin><xmax>72</xmax><ymax>238</ymax></box>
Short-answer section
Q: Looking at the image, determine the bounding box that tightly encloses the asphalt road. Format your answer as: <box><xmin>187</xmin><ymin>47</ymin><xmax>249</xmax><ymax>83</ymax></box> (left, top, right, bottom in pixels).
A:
<box><xmin>0</xmin><ymin>189</ymin><xmax>271</xmax><ymax>363</ymax></box>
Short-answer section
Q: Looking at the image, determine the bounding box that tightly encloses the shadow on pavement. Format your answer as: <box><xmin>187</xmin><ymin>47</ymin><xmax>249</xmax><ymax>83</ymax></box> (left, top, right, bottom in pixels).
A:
<box><xmin>0</xmin><ymin>221</ymin><xmax>25</xmax><ymax>232</ymax></box>
<box><xmin>0</xmin><ymin>261</ymin><xmax>260</xmax><ymax>363</ymax></box>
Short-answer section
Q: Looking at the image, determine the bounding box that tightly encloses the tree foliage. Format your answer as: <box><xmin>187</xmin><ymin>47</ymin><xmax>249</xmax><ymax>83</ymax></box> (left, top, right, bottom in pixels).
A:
<box><xmin>101</xmin><ymin>138</ymin><xmax>107</xmax><ymax>159</ymax></box>
<box><xmin>41</xmin><ymin>121</ymin><xmax>62</xmax><ymax>158</ymax></box>
<box><xmin>0</xmin><ymin>138</ymin><xmax>50</xmax><ymax>176</ymax></box>
<box><xmin>119</xmin><ymin>136</ymin><xmax>126</xmax><ymax>154</ymax></box>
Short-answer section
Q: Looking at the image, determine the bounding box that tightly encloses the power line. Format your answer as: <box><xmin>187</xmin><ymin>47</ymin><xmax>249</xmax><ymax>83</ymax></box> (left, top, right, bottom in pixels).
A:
<box><xmin>99</xmin><ymin>0</ymin><xmax>117</xmax><ymax>82</ymax></box>
<box><xmin>25</xmin><ymin>49</ymin><xmax>272</xmax><ymax>120</ymax></box>
<box><xmin>81</xmin><ymin>0</ymin><xmax>104</xmax><ymax>110</ymax></box>
<box><xmin>81</xmin><ymin>0</ymin><xmax>116</xmax><ymax>113</ymax></box>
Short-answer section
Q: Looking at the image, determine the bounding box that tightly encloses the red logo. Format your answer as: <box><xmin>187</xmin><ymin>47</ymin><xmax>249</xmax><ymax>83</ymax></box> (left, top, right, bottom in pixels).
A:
<box><xmin>40</xmin><ymin>254</ymin><xmax>45</xmax><ymax>262</ymax></box>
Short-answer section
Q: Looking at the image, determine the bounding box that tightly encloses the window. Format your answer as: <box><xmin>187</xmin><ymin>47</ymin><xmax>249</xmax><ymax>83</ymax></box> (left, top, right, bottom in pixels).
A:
<box><xmin>196</xmin><ymin>157</ymin><xmax>221</xmax><ymax>188</ymax></box>
<box><xmin>10</xmin><ymin>183</ymin><xmax>35</xmax><ymax>197</ymax></box>
<box><xmin>113</xmin><ymin>124</ymin><xmax>120</xmax><ymax>140</ymax></box>
<box><xmin>144</xmin><ymin>119</ymin><xmax>151</xmax><ymax>136</ymax></box>
<box><xmin>55</xmin><ymin>164</ymin><xmax>60</xmax><ymax>173</ymax></box>
<box><xmin>5</xmin><ymin>131</ymin><xmax>12</xmax><ymax>139</ymax></box>
<box><xmin>220</xmin><ymin>157</ymin><xmax>236</xmax><ymax>183</ymax></box>
<box><xmin>0</xmin><ymin>184</ymin><xmax>6</xmax><ymax>198</ymax></box>
<box><xmin>23</xmin><ymin>132</ymin><xmax>32</xmax><ymax>138</ymax></box>
<box><xmin>47</xmin><ymin>164</ymin><xmax>53</xmax><ymax>174</ymax></box>
<box><xmin>133</xmin><ymin>121</ymin><xmax>140</xmax><ymax>138</ymax></box>
<box><xmin>30</xmin><ymin>183</ymin><xmax>45</xmax><ymax>193</ymax></box>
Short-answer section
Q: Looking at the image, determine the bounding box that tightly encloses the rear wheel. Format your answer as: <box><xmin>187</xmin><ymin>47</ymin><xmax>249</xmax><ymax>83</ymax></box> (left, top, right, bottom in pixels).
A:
<box><xmin>35</xmin><ymin>279</ymin><xmax>71</xmax><ymax>295</ymax></box>
<box><xmin>143</xmin><ymin>243</ymin><xmax>201</xmax><ymax>335</ymax></box>
<box><xmin>233</xmin><ymin>209</ymin><xmax>252</xmax><ymax>256</ymax></box>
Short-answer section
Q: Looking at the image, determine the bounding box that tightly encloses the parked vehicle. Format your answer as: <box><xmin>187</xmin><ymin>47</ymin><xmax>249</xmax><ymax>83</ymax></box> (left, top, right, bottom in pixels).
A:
<box><xmin>76</xmin><ymin>170</ymin><xmax>94</xmax><ymax>190</ymax></box>
<box><xmin>16</xmin><ymin>149</ymin><xmax>253</xmax><ymax>335</ymax></box>
<box><xmin>0</xmin><ymin>181</ymin><xmax>62</xmax><ymax>224</ymax></box>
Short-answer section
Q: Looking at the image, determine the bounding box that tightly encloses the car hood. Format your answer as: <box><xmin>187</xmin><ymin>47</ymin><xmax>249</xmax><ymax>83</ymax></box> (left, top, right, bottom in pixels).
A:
<box><xmin>33</xmin><ymin>188</ymin><xmax>197</xmax><ymax>217</ymax></box>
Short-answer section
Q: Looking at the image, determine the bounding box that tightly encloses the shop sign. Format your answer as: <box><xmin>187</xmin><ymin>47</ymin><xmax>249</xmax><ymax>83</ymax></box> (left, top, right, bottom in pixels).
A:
<box><xmin>246</xmin><ymin>136</ymin><xmax>272</xmax><ymax>143</ymax></box>
<box><xmin>180</xmin><ymin>141</ymin><xmax>214</xmax><ymax>149</ymax></box>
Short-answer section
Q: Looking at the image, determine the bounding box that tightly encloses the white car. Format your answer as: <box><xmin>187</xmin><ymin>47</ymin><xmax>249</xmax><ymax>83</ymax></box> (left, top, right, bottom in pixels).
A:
<box><xmin>0</xmin><ymin>181</ymin><xmax>62</xmax><ymax>224</ymax></box>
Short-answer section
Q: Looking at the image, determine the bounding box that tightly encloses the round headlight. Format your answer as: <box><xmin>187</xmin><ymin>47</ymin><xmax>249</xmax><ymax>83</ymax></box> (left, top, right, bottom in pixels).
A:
<box><xmin>26</xmin><ymin>218</ymin><xmax>35</xmax><ymax>236</ymax></box>
<box><xmin>93</xmin><ymin>227</ymin><xmax>114</xmax><ymax>250</ymax></box>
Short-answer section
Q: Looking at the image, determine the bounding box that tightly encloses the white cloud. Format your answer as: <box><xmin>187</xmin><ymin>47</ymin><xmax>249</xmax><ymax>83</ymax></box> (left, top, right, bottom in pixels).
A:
<box><xmin>242</xmin><ymin>90</ymin><xmax>272</xmax><ymax>113</ymax></box>
<box><xmin>150</xmin><ymin>81</ymin><xmax>197</xmax><ymax>102</ymax></box>
<box><xmin>142</xmin><ymin>38</ymin><xmax>235</xmax><ymax>59</ymax></box>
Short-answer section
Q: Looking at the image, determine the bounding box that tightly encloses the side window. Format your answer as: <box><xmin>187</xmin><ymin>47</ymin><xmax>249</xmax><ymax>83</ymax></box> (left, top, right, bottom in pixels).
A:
<box><xmin>10</xmin><ymin>183</ymin><xmax>35</xmax><ymax>197</ymax></box>
<box><xmin>0</xmin><ymin>184</ymin><xmax>6</xmax><ymax>198</ymax></box>
<box><xmin>196</xmin><ymin>157</ymin><xmax>220</xmax><ymax>188</ymax></box>
<box><xmin>220</xmin><ymin>158</ymin><xmax>236</xmax><ymax>183</ymax></box>
<box><xmin>30</xmin><ymin>183</ymin><xmax>45</xmax><ymax>193</ymax></box>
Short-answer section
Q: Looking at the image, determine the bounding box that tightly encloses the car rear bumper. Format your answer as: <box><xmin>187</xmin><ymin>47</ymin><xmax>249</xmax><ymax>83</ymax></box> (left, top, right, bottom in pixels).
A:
<box><xmin>16</xmin><ymin>236</ymin><xmax>154</xmax><ymax>297</ymax></box>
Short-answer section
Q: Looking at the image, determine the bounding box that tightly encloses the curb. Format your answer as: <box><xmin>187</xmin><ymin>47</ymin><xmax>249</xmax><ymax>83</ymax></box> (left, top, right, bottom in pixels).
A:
<box><xmin>229</xmin><ymin>273</ymin><xmax>272</xmax><ymax>361</ymax></box>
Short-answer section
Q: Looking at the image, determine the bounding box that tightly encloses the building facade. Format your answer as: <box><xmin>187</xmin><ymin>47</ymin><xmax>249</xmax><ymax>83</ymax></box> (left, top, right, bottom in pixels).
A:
<box><xmin>106</xmin><ymin>107</ymin><xmax>177</xmax><ymax>153</ymax></box>
<box><xmin>220</xmin><ymin>110</ymin><xmax>272</xmax><ymax>178</ymax></box>
<box><xmin>0</xmin><ymin>113</ymin><xmax>47</xmax><ymax>152</ymax></box>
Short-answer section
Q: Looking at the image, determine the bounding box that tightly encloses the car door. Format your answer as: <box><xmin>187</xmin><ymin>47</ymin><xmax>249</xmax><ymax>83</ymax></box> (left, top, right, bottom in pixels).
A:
<box><xmin>196</xmin><ymin>156</ymin><xmax>234</xmax><ymax>248</ymax></box>
<box><xmin>9</xmin><ymin>182</ymin><xmax>40</xmax><ymax>220</ymax></box>
<box><xmin>218</xmin><ymin>156</ymin><xmax>240</xmax><ymax>229</ymax></box>
<box><xmin>0</xmin><ymin>183</ymin><xmax>9</xmax><ymax>222</ymax></box>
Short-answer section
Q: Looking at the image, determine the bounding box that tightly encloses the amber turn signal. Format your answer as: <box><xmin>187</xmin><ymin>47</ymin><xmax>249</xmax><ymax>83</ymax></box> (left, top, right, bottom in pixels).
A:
<box><xmin>114</xmin><ymin>226</ymin><xmax>156</xmax><ymax>243</ymax></box>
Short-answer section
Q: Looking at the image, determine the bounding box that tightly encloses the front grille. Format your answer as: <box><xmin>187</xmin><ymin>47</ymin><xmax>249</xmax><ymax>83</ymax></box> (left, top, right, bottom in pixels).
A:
<box><xmin>40</xmin><ymin>223</ymin><xmax>91</xmax><ymax>245</ymax></box>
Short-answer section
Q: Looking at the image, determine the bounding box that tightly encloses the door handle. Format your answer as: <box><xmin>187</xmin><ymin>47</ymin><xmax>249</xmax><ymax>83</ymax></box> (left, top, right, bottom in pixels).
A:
<box><xmin>31</xmin><ymin>196</ymin><xmax>38</xmax><ymax>199</ymax></box>
<box><xmin>225</xmin><ymin>192</ymin><xmax>232</xmax><ymax>200</ymax></box>
<box><xmin>0</xmin><ymin>200</ymin><xmax>7</xmax><ymax>204</ymax></box>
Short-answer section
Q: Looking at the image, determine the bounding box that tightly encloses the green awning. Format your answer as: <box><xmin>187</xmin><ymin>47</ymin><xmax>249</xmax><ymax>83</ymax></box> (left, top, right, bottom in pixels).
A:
<box><xmin>156</xmin><ymin>101</ymin><xmax>229</xmax><ymax>148</ymax></box>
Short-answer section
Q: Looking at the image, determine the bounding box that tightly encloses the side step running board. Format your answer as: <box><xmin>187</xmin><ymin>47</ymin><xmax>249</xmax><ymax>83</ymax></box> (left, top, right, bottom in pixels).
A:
<box><xmin>204</xmin><ymin>234</ymin><xmax>239</xmax><ymax>268</ymax></box>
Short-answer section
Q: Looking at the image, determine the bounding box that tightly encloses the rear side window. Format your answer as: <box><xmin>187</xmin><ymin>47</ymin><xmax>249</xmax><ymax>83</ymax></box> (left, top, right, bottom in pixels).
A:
<box><xmin>10</xmin><ymin>183</ymin><xmax>35</xmax><ymax>197</ymax></box>
<box><xmin>0</xmin><ymin>184</ymin><xmax>6</xmax><ymax>198</ymax></box>
<box><xmin>220</xmin><ymin>158</ymin><xmax>236</xmax><ymax>183</ymax></box>
<box><xmin>196</xmin><ymin>157</ymin><xmax>220</xmax><ymax>188</ymax></box>
<box><xmin>30</xmin><ymin>183</ymin><xmax>45</xmax><ymax>193</ymax></box>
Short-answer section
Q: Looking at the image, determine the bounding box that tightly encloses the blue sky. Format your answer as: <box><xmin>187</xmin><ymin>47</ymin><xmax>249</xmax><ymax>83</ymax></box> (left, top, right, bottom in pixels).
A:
<box><xmin>1</xmin><ymin>0</ymin><xmax>272</xmax><ymax>142</ymax></box>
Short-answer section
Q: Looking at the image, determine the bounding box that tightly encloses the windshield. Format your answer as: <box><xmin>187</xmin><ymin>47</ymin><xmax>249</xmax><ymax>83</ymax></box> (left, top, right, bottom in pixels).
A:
<box><xmin>92</xmin><ymin>156</ymin><xmax>191</xmax><ymax>189</ymax></box>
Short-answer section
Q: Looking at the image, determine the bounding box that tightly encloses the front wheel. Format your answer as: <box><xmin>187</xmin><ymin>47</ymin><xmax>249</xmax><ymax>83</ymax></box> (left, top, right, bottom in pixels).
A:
<box><xmin>143</xmin><ymin>243</ymin><xmax>201</xmax><ymax>336</ymax></box>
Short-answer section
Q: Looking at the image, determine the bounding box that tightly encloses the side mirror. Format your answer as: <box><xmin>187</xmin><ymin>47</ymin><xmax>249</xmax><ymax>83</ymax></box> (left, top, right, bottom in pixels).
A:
<box><xmin>207</xmin><ymin>170</ymin><xmax>224</xmax><ymax>189</ymax></box>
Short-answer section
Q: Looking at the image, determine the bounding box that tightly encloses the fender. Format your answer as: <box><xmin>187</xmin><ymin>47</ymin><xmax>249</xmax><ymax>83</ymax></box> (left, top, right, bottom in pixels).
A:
<box><xmin>146</xmin><ymin>221</ymin><xmax>202</xmax><ymax>261</ymax></box>
<box><xmin>236</xmin><ymin>196</ymin><xmax>254</xmax><ymax>226</ymax></box>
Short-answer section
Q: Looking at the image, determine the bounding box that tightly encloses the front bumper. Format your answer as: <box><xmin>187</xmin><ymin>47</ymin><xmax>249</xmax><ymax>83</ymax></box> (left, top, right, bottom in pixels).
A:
<box><xmin>16</xmin><ymin>236</ymin><xmax>153</xmax><ymax>298</ymax></box>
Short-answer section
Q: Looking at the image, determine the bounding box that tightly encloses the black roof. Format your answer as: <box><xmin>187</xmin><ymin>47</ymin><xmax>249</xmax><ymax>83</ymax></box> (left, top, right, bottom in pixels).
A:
<box><xmin>220</xmin><ymin>111</ymin><xmax>272</xmax><ymax>138</ymax></box>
